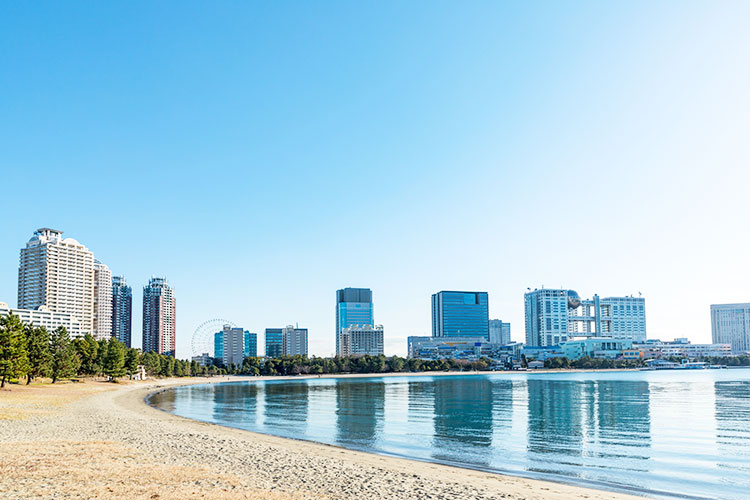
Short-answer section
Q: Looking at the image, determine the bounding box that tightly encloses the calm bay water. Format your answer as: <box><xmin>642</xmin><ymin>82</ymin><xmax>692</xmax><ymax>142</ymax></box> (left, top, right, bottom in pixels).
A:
<box><xmin>149</xmin><ymin>370</ymin><xmax>750</xmax><ymax>499</ymax></box>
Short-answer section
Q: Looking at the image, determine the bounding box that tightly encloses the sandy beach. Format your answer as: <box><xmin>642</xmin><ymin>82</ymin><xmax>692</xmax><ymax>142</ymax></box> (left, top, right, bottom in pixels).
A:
<box><xmin>0</xmin><ymin>376</ymin><xmax>646</xmax><ymax>500</ymax></box>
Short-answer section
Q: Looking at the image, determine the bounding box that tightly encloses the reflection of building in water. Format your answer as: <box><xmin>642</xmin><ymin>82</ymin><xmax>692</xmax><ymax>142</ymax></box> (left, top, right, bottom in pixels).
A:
<box><xmin>431</xmin><ymin>377</ymin><xmax>493</xmax><ymax>466</ymax></box>
<box><xmin>335</xmin><ymin>380</ymin><xmax>384</xmax><ymax>447</ymax></box>
<box><xmin>526</xmin><ymin>379</ymin><xmax>585</xmax><ymax>467</ymax></box>
<box><xmin>263</xmin><ymin>381</ymin><xmax>309</xmax><ymax>435</ymax></box>
<box><xmin>527</xmin><ymin>379</ymin><xmax>652</xmax><ymax>480</ymax></box>
<box><xmin>212</xmin><ymin>382</ymin><xmax>260</xmax><ymax>425</ymax></box>
<box><xmin>594</xmin><ymin>381</ymin><xmax>651</xmax><ymax>469</ymax></box>
<box><xmin>714</xmin><ymin>380</ymin><xmax>750</xmax><ymax>478</ymax></box>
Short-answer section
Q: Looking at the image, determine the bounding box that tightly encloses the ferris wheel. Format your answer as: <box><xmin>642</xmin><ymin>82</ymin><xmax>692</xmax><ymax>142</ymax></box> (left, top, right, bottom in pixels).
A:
<box><xmin>191</xmin><ymin>318</ymin><xmax>236</xmax><ymax>357</ymax></box>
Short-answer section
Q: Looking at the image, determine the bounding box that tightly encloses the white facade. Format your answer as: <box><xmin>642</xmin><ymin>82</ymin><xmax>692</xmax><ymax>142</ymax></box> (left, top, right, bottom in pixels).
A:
<box><xmin>282</xmin><ymin>325</ymin><xmax>308</xmax><ymax>356</ymax></box>
<box><xmin>0</xmin><ymin>301</ymin><xmax>85</xmax><ymax>338</ymax></box>
<box><xmin>18</xmin><ymin>228</ymin><xmax>95</xmax><ymax>335</ymax></box>
<box><xmin>634</xmin><ymin>338</ymin><xmax>732</xmax><ymax>358</ymax></box>
<box><xmin>525</xmin><ymin>288</ymin><xmax>647</xmax><ymax>346</ymax></box>
<box><xmin>339</xmin><ymin>324</ymin><xmax>384</xmax><ymax>356</ymax></box>
<box><xmin>93</xmin><ymin>260</ymin><xmax>112</xmax><ymax>340</ymax></box>
<box><xmin>711</xmin><ymin>304</ymin><xmax>750</xmax><ymax>354</ymax></box>
<box><xmin>222</xmin><ymin>325</ymin><xmax>245</xmax><ymax>366</ymax></box>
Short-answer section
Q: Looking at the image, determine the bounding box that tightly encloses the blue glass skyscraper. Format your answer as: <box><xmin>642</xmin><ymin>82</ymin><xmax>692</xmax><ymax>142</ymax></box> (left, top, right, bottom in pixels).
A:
<box><xmin>214</xmin><ymin>331</ymin><xmax>223</xmax><ymax>360</ymax></box>
<box><xmin>265</xmin><ymin>328</ymin><xmax>283</xmax><ymax>358</ymax></box>
<box><xmin>431</xmin><ymin>291</ymin><xmax>489</xmax><ymax>340</ymax></box>
<box><xmin>336</xmin><ymin>288</ymin><xmax>373</xmax><ymax>356</ymax></box>
<box><xmin>244</xmin><ymin>331</ymin><xmax>258</xmax><ymax>358</ymax></box>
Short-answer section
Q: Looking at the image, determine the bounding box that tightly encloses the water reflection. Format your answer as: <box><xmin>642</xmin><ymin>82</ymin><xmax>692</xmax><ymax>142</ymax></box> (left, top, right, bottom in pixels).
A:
<box><xmin>336</xmin><ymin>379</ymin><xmax>385</xmax><ymax>447</ymax></box>
<box><xmin>152</xmin><ymin>370</ymin><xmax>750</xmax><ymax>500</ymax></box>
<box><xmin>431</xmin><ymin>377</ymin><xmax>493</xmax><ymax>466</ymax></box>
<box><xmin>714</xmin><ymin>380</ymin><xmax>750</xmax><ymax>476</ymax></box>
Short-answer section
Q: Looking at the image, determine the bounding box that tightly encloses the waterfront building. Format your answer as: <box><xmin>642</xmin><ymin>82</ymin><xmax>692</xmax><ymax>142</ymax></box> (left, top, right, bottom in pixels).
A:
<box><xmin>0</xmin><ymin>301</ymin><xmax>85</xmax><ymax>337</ymax></box>
<box><xmin>142</xmin><ymin>277</ymin><xmax>176</xmax><ymax>356</ymax></box>
<box><xmin>559</xmin><ymin>338</ymin><xmax>634</xmax><ymax>360</ymax></box>
<box><xmin>244</xmin><ymin>331</ymin><xmax>258</xmax><ymax>358</ymax></box>
<box><xmin>489</xmin><ymin>319</ymin><xmax>511</xmax><ymax>345</ymax></box>
<box><xmin>525</xmin><ymin>288</ymin><xmax>647</xmax><ymax>346</ymax></box>
<box><xmin>192</xmin><ymin>353</ymin><xmax>211</xmax><ymax>366</ymax></box>
<box><xmin>111</xmin><ymin>276</ymin><xmax>132</xmax><ymax>347</ymax></box>
<box><xmin>18</xmin><ymin>228</ymin><xmax>95</xmax><ymax>335</ymax></box>
<box><xmin>634</xmin><ymin>338</ymin><xmax>733</xmax><ymax>359</ymax></box>
<box><xmin>265</xmin><ymin>328</ymin><xmax>283</xmax><ymax>357</ymax></box>
<box><xmin>431</xmin><ymin>291</ymin><xmax>489</xmax><ymax>340</ymax></box>
<box><xmin>407</xmin><ymin>336</ymin><xmax>511</xmax><ymax>361</ymax></box>
<box><xmin>283</xmin><ymin>325</ymin><xmax>308</xmax><ymax>356</ymax></box>
<box><xmin>339</xmin><ymin>325</ymin><xmax>384</xmax><ymax>356</ymax></box>
<box><xmin>336</xmin><ymin>288</ymin><xmax>373</xmax><ymax>356</ymax></box>
<box><xmin>710</xmin><ymin>303</ymin><xmax>750</xmax><ymax>354</ymax></box>
<box><xmin>93</xmin><ymin>260</ymin><xmax>112</xmax><ymax>340</ymax></box>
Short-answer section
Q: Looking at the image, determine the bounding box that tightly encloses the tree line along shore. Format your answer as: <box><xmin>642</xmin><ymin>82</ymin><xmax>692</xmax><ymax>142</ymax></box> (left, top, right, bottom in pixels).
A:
<box><xmin>3</xmin><ymin>311</ymin><xmax>749</xmax><ymax>388</ymax></box>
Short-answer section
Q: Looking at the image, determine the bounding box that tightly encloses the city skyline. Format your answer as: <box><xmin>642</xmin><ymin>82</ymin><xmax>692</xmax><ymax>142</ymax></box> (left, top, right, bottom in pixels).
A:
<box><xmin>3</xmin><ymin>3</ymin><xmax>750</xmax><ymax>358</ymax></box>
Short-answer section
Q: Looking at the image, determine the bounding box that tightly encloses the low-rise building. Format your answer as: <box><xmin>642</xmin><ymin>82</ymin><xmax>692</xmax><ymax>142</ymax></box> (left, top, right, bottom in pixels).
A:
<box><xmin>407</xmin><ymin>336</ymin><xmax>512</xmax><ymax>361</ymax></box>
<box><xmin>191</xmin><ymin>353</ymin><xmax>212</xmax><ymax>366</ymax></box>
<box><xmin>633</xmin><ymin>339</ymin><xmax>732</xmax><ymax>359</ymax></box>
<box><xmin>0</xmin><ymin>301</ymin><xmax>86</xmax><ymax>337</ymax></box>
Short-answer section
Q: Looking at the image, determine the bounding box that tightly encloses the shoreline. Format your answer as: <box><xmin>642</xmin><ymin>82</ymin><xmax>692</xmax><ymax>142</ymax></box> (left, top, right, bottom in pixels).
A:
<box><xmin>1</xmin><ymin>377</ymin><xmax>647</xmax><ymax>500</ymax></box>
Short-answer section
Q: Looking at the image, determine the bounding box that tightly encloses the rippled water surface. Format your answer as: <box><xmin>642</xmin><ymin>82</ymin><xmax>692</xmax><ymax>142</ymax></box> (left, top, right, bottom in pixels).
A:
<box><xmin>149</xmin><ymin>370</ymin><xmax>750</xmax><ymax>499</ymax></box>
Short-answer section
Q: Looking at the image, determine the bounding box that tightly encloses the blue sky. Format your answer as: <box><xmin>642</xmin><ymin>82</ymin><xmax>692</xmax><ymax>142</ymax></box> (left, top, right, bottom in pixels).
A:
<box><xmin>2</xmin><ymin>2</ymin><xmax>749</xmax><ymax>358</ymax></box>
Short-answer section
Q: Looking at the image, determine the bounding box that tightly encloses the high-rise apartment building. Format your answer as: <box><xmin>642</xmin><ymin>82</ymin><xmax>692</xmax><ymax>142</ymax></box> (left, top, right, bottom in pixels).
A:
<box><xmin>489</xmin><ymin>319</ymin><xmax>511</xmax><ymax>345</ymax></box>
<box><xmin>244</xmin><ymin>331</ymin><xmax>258</xmax><ymax>358</ymax></box>
<box><xmin>18</xmin><ymin>228</ymin><xmax>95</xmax><ymax>335</ymax></box>
<box><xmin>142</xmin><ymin>277</ymin><xmax>176</xmax><ymax>356</ymax></box>
<box><xmin>111</xmin><ymin>276</ymin><xmax>132</xmax><ymax>347</ymax></box>
<box><xmin>524</xmin><ymin>288</ymin><xmax>647</xmax><ymax>347</ymax></box>
<box><xmin>93</xmin><ymin>260</ymin><xmax>112</xmax><ymax>340</ymax></box>
<box><xmin>711</xmin><ymin>303</ymin><xmax>750</xmax><ymax>355</ymax></box>
<box><xmin>283</xmin><ymin>325</ymin><xmax>308</xmax><ymax>356</ymax></box>
<box><xmin>336</xmin><ymin>288</ymin><xmax>373</xmax><ymax>356</ymax></box>
<box><xmin>265</xmin><ymin>328</ymin><xmax>283</xmax><ymax>358</ymax></box>
<box><xmin>339</xmin><ymin>324</ymin><xmax>384</xmax><ymax>356</ymax></box>
<box><xmin>431</xmin><ymin>291</ymin><xmax>489</xmax><ymax>340</ymax></box>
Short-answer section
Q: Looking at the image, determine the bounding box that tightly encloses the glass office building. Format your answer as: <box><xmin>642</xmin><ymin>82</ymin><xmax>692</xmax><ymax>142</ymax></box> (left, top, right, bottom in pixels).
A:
<box><xmin>244</xmin><ymin>331</ymin><xmax>258</xmax><ymax>358</ymax></box>
<box><xmin>431</xmin><ymin>291</ymin><xmax>489</xmax><ymax>340</ymax></box>
<box><xmin>265</xmin><ymin>328</ymin><xmax>283</xmax><ymax>358</ymax></box>
<box><xmin>214</xmin><ymin>331</ymin><xmax>223</xmax><ymax>360</ymax></box>
<box><xmin>336</xmin><ymin>288</ymin><xmax>374</xmax><ymax>356</ymax></box>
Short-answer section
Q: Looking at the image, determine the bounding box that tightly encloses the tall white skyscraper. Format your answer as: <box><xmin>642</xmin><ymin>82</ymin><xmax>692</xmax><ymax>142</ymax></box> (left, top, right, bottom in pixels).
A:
<box><xmin>711</xmin><ymin>303</ymin><xmax>750</xmax><ymax>355</ymax></box>
<box><xmin>93</xmin><ymin>260</ymin><xmax>112</xmax><ymax>340</ymax></box>
<box><xmin>18</xmin><ymin>228</ymin><xmax>95</xmax><ymax>335</ymax></box>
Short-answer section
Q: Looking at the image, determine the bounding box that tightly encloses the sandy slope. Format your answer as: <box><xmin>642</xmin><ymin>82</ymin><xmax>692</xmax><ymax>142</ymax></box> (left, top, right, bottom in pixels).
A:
<box><xmin>0</xmin><ymin>377</ymin><xmax>647</xmax><ymax>500</ymax></box>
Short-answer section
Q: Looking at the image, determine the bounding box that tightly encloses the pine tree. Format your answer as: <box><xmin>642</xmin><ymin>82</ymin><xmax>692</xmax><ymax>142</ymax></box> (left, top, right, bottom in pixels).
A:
<box><xmin>25</xmin><ymin>325</ymin><xmax>51</xmax><ymax>384</ymax></box>
<box><xmin>103</xmin><ymin>337</ymin><xmax>126</xmax><ymax>380</ymax></box>
<box><xmin>124</xmin><ymin>348</ymin><xmax>139</xmax><ymax>378</ymax></box>
<box><xmin>50</xmin><ymin>327</ymin><xmax>78</xmax><ymax>383</ymax></box>
<box><xmin>0</xmin><ymin>313</ymin><xmax>30</xmax><ymax>388</ymax></box>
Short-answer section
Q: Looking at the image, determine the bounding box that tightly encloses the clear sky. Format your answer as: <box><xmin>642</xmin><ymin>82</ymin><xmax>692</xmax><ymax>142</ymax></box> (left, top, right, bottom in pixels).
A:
<box><xmin>2</xmin><ymin>2</ymin><xmax>749</xmax><ymax>359</ymax></box>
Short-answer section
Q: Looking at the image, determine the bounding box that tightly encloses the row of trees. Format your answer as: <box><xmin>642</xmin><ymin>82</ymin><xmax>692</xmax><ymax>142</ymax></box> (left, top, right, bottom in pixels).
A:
<box><xmin>220</xmin><ymin>354</ymin><xmax>493</xmax><ymax>376</ymax></box>
<box><xmin>543</xmin><ymin>356</ymin><xmax>646</xmax><ymax>370</ymax></box>
<box><xmin>0</xmin><ymin>312</ymin><xmax>219</xmax><ymax>386</ymax></box>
